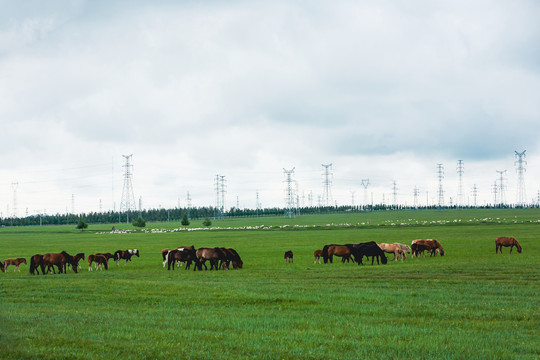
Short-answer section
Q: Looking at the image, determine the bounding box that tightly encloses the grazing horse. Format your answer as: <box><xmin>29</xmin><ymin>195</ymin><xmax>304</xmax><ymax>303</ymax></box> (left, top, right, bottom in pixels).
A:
<box><xmin>496</xmin><ymin>236</ymin><xmax>522</xmax><ymax>254</ymax></box>
<box><xmin>66</xmin><ymin>253</ymin><xmax>85</xmax><ymax>272</ymax></box>
<box><xmin>378</xmin><ymin>243</ymin><xmax>406</xmax><ymax>261</ymax></box>
<box><xmin>225</xmin><ymin>248</ymin><xmax>243</xmax><ymax>269</ymax></box>
<box><xmin>41</xmin><ymin>251</ymin><xmax>79</xmax><ymax>274</ymax></box>
<box><xmin>349</xmin><ymin>242</ymin><xmax>388</xmax><ymax>265</ymax></box>
<box><xmin>314</xmin><ymin>249</ymin><xmax>323</xmax><ymax>264</ymax></box>
<box><xmin>114</xmin><ymin>249</ymin><xmax>140</xmax><ymax>266</ymax></box>
<box><xmin>325</xmin><ymin>245</ymin><xmax>355</xmax><ymax>264</ymax></box>
<box><xmin>3</xmin><ymin>258</ymin><xmax>27</xmax><ymax>272</ymax></box>
<box><xmin>284</xmin><ymin>250</ymin><xmax>293</xmax><ymax>264</ymax></box>
<box><xmin>394</xmin><ymin>243</ymin><xmax>411</xmax><ymax>256</ymax></box>
<box><xmin>29</xmin><ymin>254</ymin><xmax>44</xmax><ymax>275</ymax></box>
<box><xmin>88</xmin><ymin>254</ymin><xmax>109</xmax><ymax>271</ymax></box>
<box><xmin>167</xmin><ymin>247</ymin><xmax>199</xmax><ymax>270</ymax></box>
<box><xmin>196</xmin><ymin>248</ymin><xmax>227</xmax><ymax>270</ymax></box>
<box><xmin>411</xmin><ymin>239</ymin><xmax>445</xmax><ymax>257</ymax></box>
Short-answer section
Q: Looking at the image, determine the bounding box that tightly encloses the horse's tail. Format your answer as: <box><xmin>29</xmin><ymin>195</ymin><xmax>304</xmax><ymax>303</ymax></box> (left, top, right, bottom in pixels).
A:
<box><xmin>103</xmin><ymin>258</ymin><xmax>108</xmax><ymax>270</ymax></box>
<box><xmin>29</xmin><ymin>257</ymin><xmax>35</xmax><ymax>275</ymax></box>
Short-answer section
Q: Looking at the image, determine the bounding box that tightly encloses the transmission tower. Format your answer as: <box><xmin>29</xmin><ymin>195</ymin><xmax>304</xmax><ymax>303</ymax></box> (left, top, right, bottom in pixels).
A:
<box><xmin>457</xmin><ymin>160</ymin><xmax>464</xmax><ymax>207</ymax></box>
<box><xmin>11</xmin><ymin>182</ymin><xmax>18</xmax><ymax>218</ymax></box>
<box><xmin>321</xmin><ymin>164</ymin><xmax>333</xmax><ymax>206</ymax></box>
<box><xmin>350</xmin><ymin>190</ymin><xmax>356</xmax><ymax>207</ymax></box>
<box><xmin>472</xmin><ymin>184</ymin><xmax>478</xmax><ymax>208</ymax></box>
<box><xmin>496</xmin><ymin>170</ymin><xmax>507</xmax><ymax>206</ymax></box>
<box><xmin>392</xmin><ymin>180</ymin><xmax>398</xmax><ymax>207</ymax></box>
<box><xmin>515</xmin><ymin>150</ymin><xmax>527</xmax><ymax>206</ymax></box>
<box><xmin>214</xmin><ymin>175</ymin><xmax>226</xmax><ymax>219</ymax></box>
<box><xmin>437</xmin><ymin>164</ymin><xmax>445</xmax><ymax>208</ymax></box>
<box><xmin>186</xmin><ymin>191</ymin><xmax>192</xmax><ymax>219</ymax></box>
<box><xmin>283</xmin><ymin>168</ymin><xmax>296</xmax><ymax>218</ymax></box>
<box><xmin>120</xmin><ymin>154</ymin><xmax>136</xmax><ymax>212</ymax></box>
<box><xmin>413</xmin><ymin>186</ymin><xmax>420</xmax><ymax>209</ymax></box>
<box><xmin>361</xmin><ymin>179</ymin><xmax>370</xmax><ymax>209</ymax></box>
<box><xmin>492</xmin><ymin>181</ymin><xmax>498</xmax><ymax>205</ymax></box>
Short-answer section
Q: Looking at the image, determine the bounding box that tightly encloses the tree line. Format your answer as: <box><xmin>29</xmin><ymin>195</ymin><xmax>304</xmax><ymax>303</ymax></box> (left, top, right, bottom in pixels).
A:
<box><xmin>0</xmin><ymin>203</ymin><xmax>535</xmax><ymax>227</ymax></box>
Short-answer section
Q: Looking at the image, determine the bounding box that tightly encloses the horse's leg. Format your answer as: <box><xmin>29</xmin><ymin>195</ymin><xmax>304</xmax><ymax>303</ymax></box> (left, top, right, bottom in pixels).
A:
<box><xmin>510</xmin><ymin>245</ymin><xmax>513</xmax><ymax>254</ymax></box>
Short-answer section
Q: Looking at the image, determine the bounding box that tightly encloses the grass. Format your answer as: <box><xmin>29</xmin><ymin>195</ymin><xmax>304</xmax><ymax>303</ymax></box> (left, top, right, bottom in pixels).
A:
<box><xmin>0</xmin><ymin>209</ymin><xmax>539</xmax><ymax>359</ymax></box>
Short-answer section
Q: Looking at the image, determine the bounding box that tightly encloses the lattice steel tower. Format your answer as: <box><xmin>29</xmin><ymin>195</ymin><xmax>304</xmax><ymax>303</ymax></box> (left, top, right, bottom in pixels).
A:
<box><xmin>321</xmin><ymin>164</ymin><xmax>333</xmax><ymax>206</ymax></box>
<box><xmin>437</xmin><ymin>164</ymin><xmax>445</xmax><ymax>207</ymax></box>
<box><xmin>11</xmin><ymin>182</ymin><xmax>18</xmax><ymax>218</ymax></box>
<box><xmin>214</xmin><ymin>175</ymin><xmax>226</xmax><ymax>219</ymax></box>
<box><xmin>392</xmin><ymin>180</ymin><xmax>398</xmax><ymax>207</ymax></box>
<box><xmin>361</xmin><ymin>179</ymin><xmax>370</xmax><ymax>208</ymax></box>
<box><xmin>283</xmin><ymin>168</ymin><xmax>296</xmax><ymax>218</ymax></box>
<box><xmin>457</xmin><ymin>160</ymin><xmax>464</xmax><ymax>207</ymax></box>
<box><xmin>120</xmin><ymin>154</ymin><xmax>136</xmax><ymax>212</ymax></box>
<box><xmin>496</xmin><ymin>170</ymin><xmax>507</xmax><ymax>206</ymax></box>
<box><xmin>515</xmin><ymin>150</ymin><xmax>527</xmax><ymax>206</ymax></box>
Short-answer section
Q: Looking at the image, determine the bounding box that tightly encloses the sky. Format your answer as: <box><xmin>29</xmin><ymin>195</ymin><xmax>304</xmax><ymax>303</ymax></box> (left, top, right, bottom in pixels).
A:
<box><xmin>1</xmin><ymin>0</ymin><xmax>539</xmax><ymax>216</ymax></box>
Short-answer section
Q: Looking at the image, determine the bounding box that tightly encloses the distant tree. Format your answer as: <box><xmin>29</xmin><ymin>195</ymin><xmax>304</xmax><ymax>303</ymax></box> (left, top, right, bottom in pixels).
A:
<box><xmin>202</xmin><ymin>217</ymin><xmax>212</xmax><ymax>227</ymax></box>
<box><xmin>76</xmin><ymin>220</ymin><xmax>88</xmax><ymax>231</ymax></box>
<box><xmin>132</xmin><ymin>217</ymin><xmax>146</xmax><ymax>228</ymax></box>
<box><xmin>181</xmin><ymin>212</ymin><xmax>190</xmax><ymax>227</ymax></box>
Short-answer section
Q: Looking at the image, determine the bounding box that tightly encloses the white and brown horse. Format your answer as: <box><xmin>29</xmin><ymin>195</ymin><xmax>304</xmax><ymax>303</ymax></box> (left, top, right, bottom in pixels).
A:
<box><xmin>496</xmin><ymin>236</ymin><xmax>522</xmax><ymax>254</ymax></box>
<box><xmin>88</xmin><ymin>254</ymin><xmax>109</xmax><ymax>271</ymax></box>
<box><xmin>114</xmin><ymin>249</ymin><xmax>140</xmax><ymax>266</ymax></box>
<box><xmin>314</xmin><ymin>249</ymin><xmax>323</xmax><ymax>264</ymax></box>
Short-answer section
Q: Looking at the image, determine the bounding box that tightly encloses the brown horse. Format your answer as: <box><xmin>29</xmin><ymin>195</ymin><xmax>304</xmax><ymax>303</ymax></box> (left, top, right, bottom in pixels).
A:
<box><xmin>378</xmin><ymin>243</ymin><xmax>406</xmax><ymax>261</ymax></box>
<box><xmin>224</xmin><ymin>248</ymin><xmax>243</xmax><ymax>269</ymax></box>
<box><xmin>411</xmin><ymin>239</ymin><xmax>445</xmax><ymax>257</ymax></box>
<box><xmin>3</xmin><ymin>258</ymin><xmax>27</xmax><ymax>272</ymax></box>
<box><xmin>66</xmin><ymin>253</ymin><xmax>85</xmax><ymax>272</ymax></box>
<box><xmin>325</xmin><ymin>245</ymin><xmax>354</xmax><ymax>263</ymax></box>
<box><xmin>88</xmin><ymin>254</ymin><xmax>109</xmax><ymax>271</ymax></box>
<box><xmin>496</xmin><ymin>236</ymin><xmax>522</xmax><ymax>254</ymax></box>
<box><xmin>314</xmin><ymin>249</ymin><xmax>323</xmax><ymax>264</ymax></box>
<box><xmin>284</xmin><ymin>250</ymin><xmax>293</xmax><ymax>264</ymax></box>
<box><xmin>196</xmin><ymin>247</ymin><xmax>228</xmax><ymax>270</ymax></box>
<box><xmin>41</xmin><ymin>251</ymin><xmax>79</xmax><ymax>274</ymax></box>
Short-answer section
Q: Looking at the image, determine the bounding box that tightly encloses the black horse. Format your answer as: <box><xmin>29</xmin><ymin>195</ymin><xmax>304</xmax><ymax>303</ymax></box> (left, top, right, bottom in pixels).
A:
<box><xmin>348</xmin><ymin>242</ymin><xmax>388</xmax><ymax>265</ymax></box>
<box><xmin>167</xmin><ymin>247</ymin><xmax>200</xmax><ymax>270</ymax></box>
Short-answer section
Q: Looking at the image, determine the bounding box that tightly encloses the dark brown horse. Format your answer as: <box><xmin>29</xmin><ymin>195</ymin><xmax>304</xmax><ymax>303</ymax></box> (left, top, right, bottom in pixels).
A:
<box><xmin>284</xmin><ymin>250</ymin><xmax>293</xmax><ymax>264</ymax></box>
<box><xmin>29</xmin><ymin>254</ymin><xmax>43</xmax><ymax>275</ymax></box>
<box><xmin>41</xmin><ymin>251</ymin><xmax>79</xmax><ymax>274</ymax></box>
<box><xmin>114</xmin><ymin>249</ymin><xmax>140</xmax><ymax>266</ymax></box>
<box><xmin>225</xmin><ymin>248</ymin><xmax>243</xmax><ymax>269</ymax></box>
<box><xmin>167</xmin><ymin>247</ymin><xmax>199</xmax><ymax>270</ymax></box>
<box><xmin>88</xmin><ymin>254</ymin><xmax>109</xmax><ymax>271</ymax></box>
<box><xmin>3</xmin><ymin>258</ymin><xmax>27</xmax><ymax>272</ymax></box>
<box><xmin>347</xmin><ymin>242</ymin><xmax>388</xmax><ymax>265</ymax></box>
<box><xmin>162</xmin><ymin>246</ymin><xmax>195</xmax><ymax>268</ymax></box>
<box><xmin>496</xmin><ymin>236</ymin><xmax>522</xmax><ymax>254</ymax></box>
<box><xmin>65</xmin><ymin>253</ymin><xmax>85</xmax><ymax>272</ymax></box>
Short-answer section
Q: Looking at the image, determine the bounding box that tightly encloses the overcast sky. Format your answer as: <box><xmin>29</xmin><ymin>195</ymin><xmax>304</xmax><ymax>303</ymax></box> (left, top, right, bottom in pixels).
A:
<box><xmin>1</xmin><ymin>0</ymin><xmax>539</xmax><ymax>216</ymax></box>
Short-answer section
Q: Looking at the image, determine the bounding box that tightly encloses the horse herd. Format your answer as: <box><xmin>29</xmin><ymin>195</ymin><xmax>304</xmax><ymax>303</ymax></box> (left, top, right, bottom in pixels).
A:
<box><xmin>0</xmin><ymin>236</ymin><xmax>523</xmax><ymax>274</ymax></box>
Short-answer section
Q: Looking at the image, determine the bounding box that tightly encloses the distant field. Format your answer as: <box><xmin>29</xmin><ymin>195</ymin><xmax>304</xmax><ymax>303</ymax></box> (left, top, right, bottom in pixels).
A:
<box><xmin>1</xmin><ymin>209</ymin><xmax>539</xmax><ymax>359</ymax></box>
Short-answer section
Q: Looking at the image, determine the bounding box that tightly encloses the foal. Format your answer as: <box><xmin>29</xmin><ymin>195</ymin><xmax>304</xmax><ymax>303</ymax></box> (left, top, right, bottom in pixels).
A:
<box><xmin>3</xmin><ymin>258</ymin><xmax>27</xmax><ymax>272</ymax></box>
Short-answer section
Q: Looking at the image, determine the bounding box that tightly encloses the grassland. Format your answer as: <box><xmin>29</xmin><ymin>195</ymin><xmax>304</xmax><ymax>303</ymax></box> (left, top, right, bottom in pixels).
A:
<box><xmin>1</xmin><ymin>209</ymin><xmax>539</xmax><ymax>359</ymax></box>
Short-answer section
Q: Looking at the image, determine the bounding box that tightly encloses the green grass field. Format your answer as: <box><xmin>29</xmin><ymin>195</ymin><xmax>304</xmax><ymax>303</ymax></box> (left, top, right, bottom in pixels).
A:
<box><xmin>1</xmin><ymin>209</ymin><xmax>539</xmax><ymax>359</ymax></box>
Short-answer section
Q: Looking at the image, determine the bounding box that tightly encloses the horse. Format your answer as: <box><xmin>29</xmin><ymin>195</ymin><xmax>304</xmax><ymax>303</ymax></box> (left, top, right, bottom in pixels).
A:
<box><xmin>2</xmin><ymin>258</ymin><xmax>27</xmax><ymax>272</ymax></box>
<box><xmin>314</xmin><ymin>249</ymin><xmax>323</xmax><ymax>264</ymax></box>
<box><xmin>284</xmin><ymin>250</ymin><xmax>293</xmax><ymax>264</ymax></box>
<box><xmin>196</xmin><ymin>248</ymin><xmax>227</xmax><ymax>270</ymax></box>
<box><xmin>378</xmin><ymin>243</ymin><xmax>406</xmax><ymax>261</ymax></box>
<box><xmin>348</xmin><ymin>242</ymin><xmax>388</xmax><ymax>265</ymax></box>
<box><xmin>324</xmin><ymin>245</ymin><xmax>355</xmax><ymax>264</ymax></box>
<box><xmin>394</xmin><ymin>243</ymin><xmax>411</xmax><ymax>256</ymax></box>
<box><xmin>29</xmin><ymin>254</ymin><xmax>44</xmax><ymax>275</ymax></box>
<box><xmin>41</xmin><ymin>251</ymin><xmax>79</xmax><ymax>274</ymax></box>
<box><xmin>167</xmin><ymin>247</ymin><xmax>199</xmax><ymax>271</ymax></box>
<box><xmin>88</xmin><ymin>254</ymin><xmax>109</xmax><ymax>271</ymax></box>
<box><xmin>67</xmin><ymin>253</ymin><xmax>85</xmax><ymax>272</ymax></box>
<box><xmin>224</xmin><ymin>248</ymin><xmax>243</xmax><ymax>269</ymax></box>
<box><xmin>114</xmin><ymin>249</ymin><xmax>140</xmax><ymax>266</ymax></box>
<box><xmin>162</xmin><ymin>246</ymin><xmax>195</xmax><ymax>268</ymax></box>
<box><xmin>496</xmin><ymin>236</ymin><xmax>522</xmax><ymax>254</ymax></box>
<box><xmin>411</xmin><ymin>239</ymin><xmax>445</xmax><ymax>257</ymax></box>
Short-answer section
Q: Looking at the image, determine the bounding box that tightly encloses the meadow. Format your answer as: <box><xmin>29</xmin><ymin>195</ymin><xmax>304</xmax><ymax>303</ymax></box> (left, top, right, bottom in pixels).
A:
<box><xmin>1</xmin><ymin>209</ymin><xmax>539</xmax><ymax>359</ymax></box>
